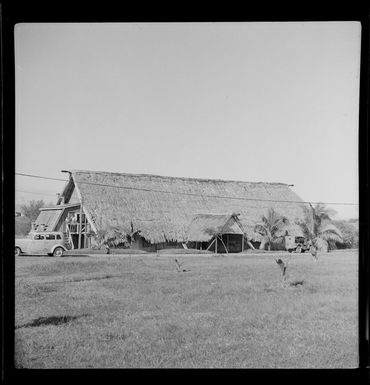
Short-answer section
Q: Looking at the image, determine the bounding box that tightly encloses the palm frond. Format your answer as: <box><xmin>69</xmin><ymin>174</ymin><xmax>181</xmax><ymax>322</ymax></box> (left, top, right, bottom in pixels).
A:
<box><xmin>313</xmin><ymin>203</ymin><xmax>337</xmax><ymax>222</ymax></box>
<box><xmin>261</xmin><ymin>215</ymin><xmax>269</xmax><ymax>228</ymax></box>
<box><xmin>255</xmin><ymin>208</ymin><xmax>291</xmax><ymax>247</ymax></box>
<box><xmin>319</xmin><ymin>229</ymin><xmax>343</xmax><ymax>243</ymax></box>
<box><xmin>271</xmin><ymin>216</ymin><xmax>290</xmax><ymax>235</ymax></box>
<box><xmin>318</xmin><ymin>222</ymin><xmax>343</xmax><ymax>242</ymax></box>
<box><xmin>273</xmin><ymin>235</ymin><xmax>285</xmax><ymax>244</ymax></box>
<box><xmin>314</xmin><ymin>237</ymin><xmax>328</xmax><ymax>252</ymax></box>
<box><xmin>254</xmin><ymin>224</ymin><xmax>267</xmax><ymax>236</ymax></box>
<box><xmin>295</xmin><ymin>220</ymin><xmax>313</xmax><ymax>240</ymax></box>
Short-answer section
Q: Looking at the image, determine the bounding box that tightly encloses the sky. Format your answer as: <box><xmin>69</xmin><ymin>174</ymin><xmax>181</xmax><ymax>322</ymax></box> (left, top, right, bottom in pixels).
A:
<box><xmin>14</xmin><ymin>22</ymin><xmax>361</xmax><ymax>219</ymax></box>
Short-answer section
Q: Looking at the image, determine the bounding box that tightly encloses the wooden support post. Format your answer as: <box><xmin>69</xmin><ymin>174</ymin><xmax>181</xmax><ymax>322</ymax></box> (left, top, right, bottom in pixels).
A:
<box><xmin>227</xmin><ymin>234</ymin><xmax>229</xmax><ymax>251</ymax></box>
<box><xmin>206</xmin><ymin>238</ymin><xmax>216</xmax><ymax>251</ymax></box>
<box><xmin>215</xmin><ymin>235</ymin><xmax>218</xmax><ymax>254</ymax></box>
<box><xmin>242</xmin><ymin>234</ymin><xmax>244</xmax><ymax>252</ymax></box>
<box><xmin>218</xmin><ymin>235</ymin><xmax>228</xmax><ymax>254</ymax></box>
<box><xmin>78</xmin><ymin>205</ymin><xmax>83</xmax><ymax>249</ymax></box>
<box><xmin>68</xmin><ymin>225</ymin><xmax>74</xmax><ymax>250</ymax></box>
<box><xmin>85</xmin><ymin>214</ymin><xmax>89</xmax><ymax>248</ymax></box>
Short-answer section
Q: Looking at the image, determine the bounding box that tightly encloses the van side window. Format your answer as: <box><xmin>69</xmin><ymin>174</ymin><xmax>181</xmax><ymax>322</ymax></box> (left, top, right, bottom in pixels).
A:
<box><xmin>34</xmin><ymin>234</ymin><xmax>45</xmax><ymax>240</ymax></box>
<box><xmin>56</xmin><ymin>234</ymin><xmax>62</xmax><ymax>240</ymax></box>
<box><xmin>45</xmin><ymin>234</ymin><xmax>56</xmax><ymax>240</ymax></box>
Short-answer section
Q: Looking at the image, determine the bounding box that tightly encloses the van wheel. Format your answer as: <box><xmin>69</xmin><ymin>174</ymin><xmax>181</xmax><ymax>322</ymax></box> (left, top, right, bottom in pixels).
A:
<box><xmin>53</xmin><ymin>247</ymin><xmax>64</xmax><ymax>257</ymax></box>
<box><xmin>15</xmin><ymin>247</ymin><xmax>21</xmax><ymax>256</ymax></box>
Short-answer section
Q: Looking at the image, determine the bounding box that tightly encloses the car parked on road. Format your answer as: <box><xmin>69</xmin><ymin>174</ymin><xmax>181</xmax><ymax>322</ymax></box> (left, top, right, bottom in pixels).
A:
<box><xmin>15</xmin><ymin>231</ymin><xmax>72</xmax><ymax>257</ymax></box>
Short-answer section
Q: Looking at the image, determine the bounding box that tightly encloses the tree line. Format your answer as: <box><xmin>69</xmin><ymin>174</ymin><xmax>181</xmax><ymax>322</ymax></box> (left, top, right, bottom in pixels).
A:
<box><xmin>15</xmin><ymin>200</ymin><xmax>51</xmax><ymax>236</ymax></box>
<box><xmin>254</xmin><ymin>204</ymin><xmax>358</xmax><ymax>251</ymax></box>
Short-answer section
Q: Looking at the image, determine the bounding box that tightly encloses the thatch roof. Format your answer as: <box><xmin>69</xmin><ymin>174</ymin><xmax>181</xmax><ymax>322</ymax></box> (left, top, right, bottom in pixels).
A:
<box><xmin>186</xmin><ymin>214</ymin><xmax>245</xmax><ymax>242</ymax></box>
<box><xmin>59</xmin><ymin>169</ymin><xmax>307</xmax><ymax>244</ymax></box>
<box><xmin>35</xmin><ymin>208</ymin><xmax>63</xmax><ymax>231</ymax></box>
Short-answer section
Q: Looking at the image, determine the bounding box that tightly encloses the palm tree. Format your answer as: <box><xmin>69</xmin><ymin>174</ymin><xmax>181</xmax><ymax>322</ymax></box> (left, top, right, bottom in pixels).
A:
<box><xmin>254</xmin><ymin>208</ymin><xmax>290</xmax><ymax>250</ymax></box>
<box><xmin>296</xmin><ymin>203</ymin><xmax>343</xmax><ymax>252</ymax></box>
<box><xmin>93</xmin><ymin>222</ymin><xmax>142</xmax><ymax>252</ymax></box>
<box><xmin>94</xmin><ymin>225</ymin><xmax>128</xmax><ymax>252</ymax></box>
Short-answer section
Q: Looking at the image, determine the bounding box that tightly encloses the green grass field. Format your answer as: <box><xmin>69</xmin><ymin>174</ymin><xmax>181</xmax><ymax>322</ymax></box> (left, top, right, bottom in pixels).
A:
<box><xmin>15</xmin><ymin>250</ymin><xmax>358</xmax><ymax>368</ymax></box>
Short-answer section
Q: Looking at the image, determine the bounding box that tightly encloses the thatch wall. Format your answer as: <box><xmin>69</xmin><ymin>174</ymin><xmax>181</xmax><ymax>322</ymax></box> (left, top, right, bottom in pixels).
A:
<box><xmin>63</xmin><ymin>169</ymin><xmax>308</xmax><ymax>244</ymax></box>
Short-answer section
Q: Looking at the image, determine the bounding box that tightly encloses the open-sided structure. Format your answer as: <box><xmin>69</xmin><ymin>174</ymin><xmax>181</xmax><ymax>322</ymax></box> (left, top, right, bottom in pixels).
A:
<box><xmin>186</xmin><ymin>213</ymin><xmax>254</xmax><ymax>253</ymax></box>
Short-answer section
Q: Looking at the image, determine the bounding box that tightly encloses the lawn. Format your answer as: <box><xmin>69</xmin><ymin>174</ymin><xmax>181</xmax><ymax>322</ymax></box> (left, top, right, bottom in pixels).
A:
<box><xmin>14</xmin><ymin>250</ymin><xmax>358</xmax><ymax>368</ymax></box>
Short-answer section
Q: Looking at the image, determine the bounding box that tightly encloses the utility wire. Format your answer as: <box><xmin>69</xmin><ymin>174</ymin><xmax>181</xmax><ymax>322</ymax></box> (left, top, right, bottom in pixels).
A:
<box><xmin>15</xmin><ymin>172</ymin><xmax>359</xmax><ymax>206</ymax></box>
<box><xmin>16</xmin><ymin>173</ymin><xmax>67</xmax><ymax>182</ymax></box>
<box><xmin>16</xmin><ymin>189</ymin><xmax>57</xmax><ymax>197</ymax></box>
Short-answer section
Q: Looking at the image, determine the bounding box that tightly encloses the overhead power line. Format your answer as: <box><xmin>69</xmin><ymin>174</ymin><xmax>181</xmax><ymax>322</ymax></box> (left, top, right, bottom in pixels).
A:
<box><xmin>15</xmin><ymin>172</ymin><xmax>359</xmax><ymax>206</ymax></box>
<box><xmin>16</xmin><ymin>173</ymin><xmax>67</xmax><ymax>182</ymax></box>
<box><xmin>16</xmin><ymin>189</ymin><xmax>57</xmax><ymax>197</ymax></box>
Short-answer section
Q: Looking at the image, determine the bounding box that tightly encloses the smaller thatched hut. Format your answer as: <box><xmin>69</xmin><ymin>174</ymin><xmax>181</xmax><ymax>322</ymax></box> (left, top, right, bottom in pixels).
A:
<box><xmin>186</xmin><ymin>213</ymin><xmax>249</xmax><ymax>253</ymax></box>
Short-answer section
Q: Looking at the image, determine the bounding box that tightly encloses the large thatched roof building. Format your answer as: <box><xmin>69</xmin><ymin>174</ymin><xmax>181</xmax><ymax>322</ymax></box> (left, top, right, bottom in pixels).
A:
<box><xmin>35</xmin><ymin>169</ymin><xmax>308</xmax><ymax>251</ymax></box>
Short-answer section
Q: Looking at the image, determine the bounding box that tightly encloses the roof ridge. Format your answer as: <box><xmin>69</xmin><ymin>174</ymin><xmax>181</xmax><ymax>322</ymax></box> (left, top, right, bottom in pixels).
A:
<box><xmin>68</xmin><ymin>169</ymin><xmax>290</xmax><ymax>186</ymax></box>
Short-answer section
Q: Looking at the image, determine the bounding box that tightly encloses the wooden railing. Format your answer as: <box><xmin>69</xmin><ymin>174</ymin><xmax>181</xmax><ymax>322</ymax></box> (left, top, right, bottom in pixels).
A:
<box><xmin>66</xmin><ymin>222</ymin><xmax>91</xmax><ymax>249</ymax></box>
